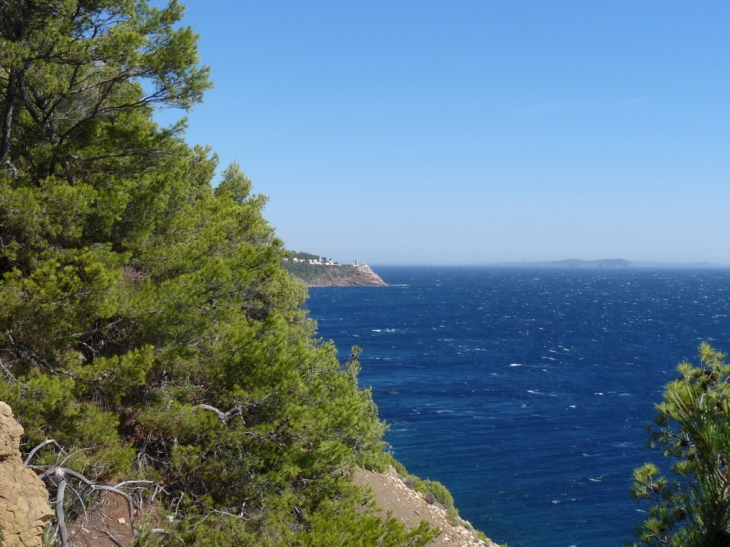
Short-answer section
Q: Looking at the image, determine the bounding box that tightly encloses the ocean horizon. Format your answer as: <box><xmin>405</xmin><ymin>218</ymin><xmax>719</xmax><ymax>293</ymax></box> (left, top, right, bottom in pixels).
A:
<box><xmin>306</xmin><ymin>266</ymin><xmax>730</xmax><ymax>547</ymax></box>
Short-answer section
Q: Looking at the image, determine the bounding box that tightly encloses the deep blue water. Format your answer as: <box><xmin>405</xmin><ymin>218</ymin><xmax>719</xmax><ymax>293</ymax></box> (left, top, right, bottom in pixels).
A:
<box><xmin>305</xmin><ymin>267</ymin><xmax>730</xmax><ymax>547</ymax></box>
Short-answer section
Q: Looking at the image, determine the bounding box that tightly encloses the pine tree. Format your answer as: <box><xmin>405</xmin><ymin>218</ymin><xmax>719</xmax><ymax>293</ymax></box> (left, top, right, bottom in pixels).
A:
<box><xmin>630</xmin><ymin>343</ymin><xmax>730</xmax><ymax>547</ymax></box>
<box><xmin>0</xmin><ymin>1</ymin><xmax>435</xmax><ymax>545</ymax></box>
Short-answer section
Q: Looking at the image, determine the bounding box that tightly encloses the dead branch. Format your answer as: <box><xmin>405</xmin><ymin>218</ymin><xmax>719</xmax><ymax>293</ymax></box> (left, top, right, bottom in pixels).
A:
<box><xmin>24</xmin><ymin>438</ymin><xmax>66</xmax><ymax>466</ymax></box>
<box><xmin>0</xmin><ymin>356</ymin><xmax>27</xmax><ymax>388</ymax></box>
<box><xmin>115</xmin><ymin>479</ymin><xmax>156</xmax><ymax>488</ymax></box>
<box><xmin>193</xmin><ymin>404</ymin><xmax>240</xmax><ymax>424</ymax></box>
<box><xmin>55</xmin><ymin>475</ymin><xmax>69</xmax><ymax>547</ymax></box>
<box><xmin>33</xmin><ymin>466</ymin><xmax>136</xmax><ymax>525</ymax></box>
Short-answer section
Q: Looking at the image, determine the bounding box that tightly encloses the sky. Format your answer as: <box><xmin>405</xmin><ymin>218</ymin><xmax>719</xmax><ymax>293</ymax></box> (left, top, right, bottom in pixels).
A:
<box><xmin>155</xmin><ymin>1</ymin><xmax>730</xmax><ymax>265</ymax></box>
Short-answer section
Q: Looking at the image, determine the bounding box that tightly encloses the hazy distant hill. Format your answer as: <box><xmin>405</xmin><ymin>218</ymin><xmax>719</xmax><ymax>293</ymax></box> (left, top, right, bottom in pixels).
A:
<box><xmin>500</xmin><ymin>259</ymin><xmax>631</xmax><ymax>268</ymax></box>
<box><xmin>499</xmin><ymin>259</ymin><xmax>730</xmax><ymax>269</ymax></box>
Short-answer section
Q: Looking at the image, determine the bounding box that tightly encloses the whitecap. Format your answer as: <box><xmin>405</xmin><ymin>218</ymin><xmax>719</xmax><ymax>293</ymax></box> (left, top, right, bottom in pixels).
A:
<box><xmin>509</xmin><ymin>363</ymin><xmax>522</xmax><ymax>367</ymax></box>
<box><xmin>568</xmin><ymin>405</ymin><xmax>576</xmax><ymax>408</ymax></box>
<box><xmin>595</xmin><ymin>392</ymin><xmax>604</xmax><ymax>396</ymax></box>
<box><xmin>372</xmin><ymin>329</ymin><xmax>382</xmax><ymax>332</ymax></box>
<box><xmin>551</xmin><ymin>500</ymin><xmax>560</xmax><ymax>504</ymax></box>
<box><xmin>436</xmin><ymin>410</ymin><xmax>453</xmax><ymax>414</ymax></box>
<box><xmin>527</xmin><ymin>389</ymin><xmax>539</xmax><ymax>394</ymax></box>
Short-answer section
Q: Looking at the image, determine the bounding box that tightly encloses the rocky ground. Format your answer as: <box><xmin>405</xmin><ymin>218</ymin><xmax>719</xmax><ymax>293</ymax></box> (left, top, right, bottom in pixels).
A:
<box><xmin>354</xmin><ymin>467</ymin><xmax>499</xmax><ymax>547</ymax></box>
<box><xmin>306</xmin><ymin>264</ymin><xmax>387</xmax><ymax>287</ymax></box>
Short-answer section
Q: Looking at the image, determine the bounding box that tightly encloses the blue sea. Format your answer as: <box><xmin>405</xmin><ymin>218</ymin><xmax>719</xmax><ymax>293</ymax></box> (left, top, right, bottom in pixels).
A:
<box><xmin>305</xmin><ymin>267</ymin><xmax>730</xmax><ymax>547</ymax></box>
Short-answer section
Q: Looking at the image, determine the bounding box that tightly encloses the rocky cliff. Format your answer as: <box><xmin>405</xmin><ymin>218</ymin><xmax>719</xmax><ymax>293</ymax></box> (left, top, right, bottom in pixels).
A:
<box><xmin>285</xmin><ymin>263</ymin><xmax>388</xmax><ymax>287</ymax></box>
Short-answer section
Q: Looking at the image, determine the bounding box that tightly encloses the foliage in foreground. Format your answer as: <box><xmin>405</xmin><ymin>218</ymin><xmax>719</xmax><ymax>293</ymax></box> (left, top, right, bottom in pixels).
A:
<box><xmin>630</xmin><ymin>343</ymin><xmax>730</xmax><ymax>547</ymax></box>
<box><xmin>0</xmin><ymin>1</ymin><xmax>434</xmax><ymax>545</ymax></box>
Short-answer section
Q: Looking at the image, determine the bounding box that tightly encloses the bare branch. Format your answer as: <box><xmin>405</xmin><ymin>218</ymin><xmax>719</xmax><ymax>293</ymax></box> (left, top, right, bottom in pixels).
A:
<box><xmin>93</xmin><ymin>485</ymin><xmax>136</xmax><ymax>524</ymax></box>
<box><xmin>115</xmin><ymin>479</ymin><xmax>156</xmax><ymax>488</ymax></box>
<box><xmin>0</xmin><ymin>357</ymin><xmax>27</xmax><ymax>388</ymax></box>
<box><xmin>24</xmin><ymin>438</ymin><xmax>66</xmax><ymax>466</ymax></box>
<box><xmin>35</xmin><ymin>466</ymin><xmax>136</xmax><ymax>524</ymax></box>
<box><xmin>55</xmin><ymin>475</ymin><xmax>69</xmax><ymax>547</ymax></box>
<box><xmin>194</xmin><ymin>404</ymin><xmax>239</xmax><ymax>424</ymax></box>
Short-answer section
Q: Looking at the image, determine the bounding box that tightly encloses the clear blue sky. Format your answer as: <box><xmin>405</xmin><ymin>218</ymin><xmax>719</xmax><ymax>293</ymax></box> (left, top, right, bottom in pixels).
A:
<box><xmin>157</xmin><ymin>0</ymin><xmax>730</xmax><ymax>265</ymax></box>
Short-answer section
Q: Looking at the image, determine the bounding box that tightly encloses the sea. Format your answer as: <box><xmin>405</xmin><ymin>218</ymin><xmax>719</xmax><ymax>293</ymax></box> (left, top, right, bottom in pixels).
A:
<box><xmin>305</xmin><ymin>266</ymin><xmax>730</xmax><ymax>547</ymax></box>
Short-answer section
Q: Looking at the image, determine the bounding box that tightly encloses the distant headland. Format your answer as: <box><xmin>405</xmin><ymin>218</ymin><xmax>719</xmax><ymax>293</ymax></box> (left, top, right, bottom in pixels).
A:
<box><xmin>283</xmin><ymin>252</ymin><xmax>387</xmax><ymax>287</ymax></box>
<box><xmin>497</xmin><ymin>259</ymin><xmax>730</xmax><ymax>269</ymax></box>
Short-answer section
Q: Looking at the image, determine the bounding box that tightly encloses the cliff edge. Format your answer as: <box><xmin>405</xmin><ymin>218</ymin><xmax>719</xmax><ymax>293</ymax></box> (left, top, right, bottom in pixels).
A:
<box><xmin>304</xmin><ymin>264</ymin><xmax>387</xmax><ymax>287</ymax></box>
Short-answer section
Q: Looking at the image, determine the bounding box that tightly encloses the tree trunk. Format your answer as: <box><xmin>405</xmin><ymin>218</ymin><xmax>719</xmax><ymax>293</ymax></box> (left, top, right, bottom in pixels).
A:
<box><xmin>0</xmin><ymin>69</ymin><xmax>18</xmax><ymax>163</ymax></box>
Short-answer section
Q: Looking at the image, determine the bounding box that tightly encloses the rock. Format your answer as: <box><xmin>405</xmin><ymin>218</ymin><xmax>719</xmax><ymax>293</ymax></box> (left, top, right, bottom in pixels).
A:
<box><xmin>285</xmin><ymin>261</ymin><xmax>388</xmax><ymax>287</ymax></box>
<box><xmin>0</xmin><ymin>402</ymin><xmax>54</xmax><ymax>547</ymax></box>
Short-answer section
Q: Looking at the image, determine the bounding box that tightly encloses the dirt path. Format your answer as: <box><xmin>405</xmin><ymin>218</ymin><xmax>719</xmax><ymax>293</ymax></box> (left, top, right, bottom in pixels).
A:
<box><xmin>353</xmin><ymin>467</ymin><xmax>499</xmax><ymax>547</ymax></box>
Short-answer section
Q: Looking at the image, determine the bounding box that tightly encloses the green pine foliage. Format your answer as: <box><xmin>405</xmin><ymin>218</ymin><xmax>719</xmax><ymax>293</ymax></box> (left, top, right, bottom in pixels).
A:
<box><xmin>629</xmin><ymin>343</ymin><xmax>730</xmax><ymax>547</ymax></box>
<box><xmin>0</xmin><ymin>1</ymin><xmax>435</xmax><ymax>545</ymax></box>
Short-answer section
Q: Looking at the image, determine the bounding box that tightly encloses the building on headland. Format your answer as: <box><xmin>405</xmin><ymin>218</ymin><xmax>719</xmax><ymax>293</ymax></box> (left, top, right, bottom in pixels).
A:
<box><xmin>283</xmin><ymin>257</ymin><xmax>342</xmax><ymax>266</ymax></box>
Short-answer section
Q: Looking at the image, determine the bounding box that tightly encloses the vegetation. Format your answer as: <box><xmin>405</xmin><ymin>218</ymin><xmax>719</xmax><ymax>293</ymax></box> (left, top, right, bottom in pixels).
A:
<box><xmin>630</xmin><ymin>343</ymin><xmax>730</xmax><ymax>547</ymax></box>
<box><xmin>389</xmin><ymin>458</ymin><xmax>455</xmax><ymax>511</ymax></box>
<box><xmin>0</xmin><ymin>1</ymin><xmax>435</xmax><ymax>545</ymax></box>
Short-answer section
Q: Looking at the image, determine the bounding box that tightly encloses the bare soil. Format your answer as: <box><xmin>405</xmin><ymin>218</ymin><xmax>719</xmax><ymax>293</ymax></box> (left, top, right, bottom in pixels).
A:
<box><xmin>69</xmin><ymin>491</ymin><xmax>135</xmax><ymax>547</ymax></box>
<box><xmin>66</xmin><ymin>466</ymin><xmax>499</xmax><ymax>547</ymax></box>
<box><xmin>353</xmin><ymin>467</ymin><xmax>499</xmax><ymax>547</ymax></box>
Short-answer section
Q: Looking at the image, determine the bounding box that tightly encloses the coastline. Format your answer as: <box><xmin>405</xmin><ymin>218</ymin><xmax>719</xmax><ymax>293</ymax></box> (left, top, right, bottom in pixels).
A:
<box><xmin>286</xmin><ymin>262</ymin><xmax>388</xmax><ymax>287</ymax></box>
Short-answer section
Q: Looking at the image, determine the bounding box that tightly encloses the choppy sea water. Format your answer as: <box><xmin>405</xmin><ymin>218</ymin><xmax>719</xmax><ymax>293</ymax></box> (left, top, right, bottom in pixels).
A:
<box><xmin>305</xmin><ymin>267</ymin><xmax>730</xmax><ymax>547</ymax></box>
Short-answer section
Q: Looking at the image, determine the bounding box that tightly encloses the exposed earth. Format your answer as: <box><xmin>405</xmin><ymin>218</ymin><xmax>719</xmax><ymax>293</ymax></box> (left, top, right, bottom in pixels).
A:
<box><xmin>354</xmin><ymin>467</ymin><xmax>499</xmax><ymax>547</ymax></box>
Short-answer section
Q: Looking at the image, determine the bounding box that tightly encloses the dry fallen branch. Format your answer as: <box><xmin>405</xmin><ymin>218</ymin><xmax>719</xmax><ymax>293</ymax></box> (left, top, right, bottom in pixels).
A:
<box><xmin>24</xmin><ymin>438</ymin><xmax>66</xmax><ymax>466</ymax></box>
<box><xmin>26</xmin><ymin>438</ymin><xmax>147</xmax><ymax>546</ymax></box>
<box><xmin>193</xmin><ymin>403</ymin><xmax>240</xmax><ymax>424</ymax></box>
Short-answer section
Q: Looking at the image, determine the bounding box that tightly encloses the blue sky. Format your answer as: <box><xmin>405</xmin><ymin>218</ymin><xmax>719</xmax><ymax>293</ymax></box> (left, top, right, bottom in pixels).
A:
<box><xmin>157</xmin><ymin>1</ymin><xmax>730</xmax><ymax>265</ymax></box>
